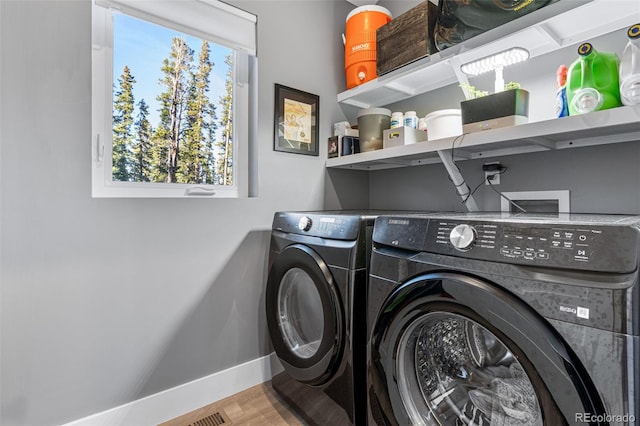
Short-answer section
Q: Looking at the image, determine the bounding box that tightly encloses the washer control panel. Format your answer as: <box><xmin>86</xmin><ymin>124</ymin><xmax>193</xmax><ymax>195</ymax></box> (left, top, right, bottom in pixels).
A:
<box><xmin>428</xmin><ymin>220</ymin><xmax>638</xmax><ymax>272</ymax></box>
<box><xmin>372</xmin><ymin>215</ymin><xmax>639</xmax><ymax>273</ymax></box>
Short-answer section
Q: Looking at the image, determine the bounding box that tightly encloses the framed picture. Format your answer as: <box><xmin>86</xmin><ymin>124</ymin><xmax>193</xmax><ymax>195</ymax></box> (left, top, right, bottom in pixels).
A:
<box><xmin>274</xmin><ymin>84</ymin><xmax>319</xmax><ymax>156</ymax></box>
<box><xmin>328</xmin><ymin>136</ymin><xmax>339</xmax><ymax>158</ymax></box>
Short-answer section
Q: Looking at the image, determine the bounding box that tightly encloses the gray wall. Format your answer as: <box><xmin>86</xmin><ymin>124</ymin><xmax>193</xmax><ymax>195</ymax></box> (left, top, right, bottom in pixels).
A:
<box><xmin>369</xmin><ymin>142</ymin><xmax>640</xmax><ymax>213</ymax></box>
<box><xmin>0</xmin><ymin>1</ymin><xmax>352</xmax><ymax>425</ymax></box>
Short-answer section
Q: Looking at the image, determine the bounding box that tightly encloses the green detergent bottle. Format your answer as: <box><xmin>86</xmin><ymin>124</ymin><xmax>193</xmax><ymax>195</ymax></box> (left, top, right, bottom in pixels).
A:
<box><xmin>567</xmin><ymin>42</ymin><xmax>622</xmax><ymax>115</ymax></box>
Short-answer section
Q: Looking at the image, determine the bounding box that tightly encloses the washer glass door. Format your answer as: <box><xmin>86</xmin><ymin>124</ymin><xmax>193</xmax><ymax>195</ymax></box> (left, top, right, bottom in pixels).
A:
<box><xmin>397</xmin><ymin>312</ymin><xmax>542</xmax><ymax>425</ymax></box>
<box><xmin>278</xmin><ymin>267</ymin><xmax>324</xmax><ymax>359</ymax></box>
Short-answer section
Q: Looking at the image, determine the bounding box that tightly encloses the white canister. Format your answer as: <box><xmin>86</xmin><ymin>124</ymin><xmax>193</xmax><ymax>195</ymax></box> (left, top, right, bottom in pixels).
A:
<box><xmin>404</xmin><ymin>111</ymin><xmax>418</xmax><ymax>129</ymax></box>
<box><xmin>390</xmin><ymin>112</ymin><xmax>404</xmax><ymax>129</ymax></box>
<box><xmin>424</xmin><ymin>109</ymin><xmax>462</xmax><ymax>141</ymax></box>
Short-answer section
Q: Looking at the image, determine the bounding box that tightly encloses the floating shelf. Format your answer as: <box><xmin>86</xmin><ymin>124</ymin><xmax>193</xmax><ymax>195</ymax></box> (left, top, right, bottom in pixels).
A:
<box><xmin>326</xmin><ymin>106</ymin><xmax>640</xmax><ymax>170</ymax></box>
<box><xmin>337</xmin><ymin>0</ymin><xmax>640</xmax><ymax>109</ymax></box>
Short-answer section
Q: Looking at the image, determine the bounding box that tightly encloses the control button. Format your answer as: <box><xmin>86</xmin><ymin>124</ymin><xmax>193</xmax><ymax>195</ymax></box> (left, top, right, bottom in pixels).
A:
<box><xmin>512</xmin><ymin>250</ymin><xmax>523</xmax><ymax>257</ymax></box>
<box><xmin>500</xmin><ymin>248</ymin><xmax>511</xmax><ymax>256</ymax></box>
<box><xmin>575</xmin><ymin>248</ymin><xmax>589</xmax><ymax>262</ymax></box>
<box><xmin>551</xmin><ymin>240</ymin><xmax>562</xmax><ymax>248</ymax></box>
<box><xmin>298</xmin><ymin>216</ymin><xmax>312</xmax><ymax>231</ymax></box>
<box><xmin>563</xmin><ymin>241</ymin><xmax>573</xmax><ymax>249</ymax></box>
<box><xmin>450</xmin><ymin>224</ymin><xmax>477</xmax><ymax>250</ymax></box>
<box><xmin>536</xmin><ymin>252</ymin><xmax>550</xmax><ymax>260</ymax></box>
<box><xmin>524</xmin><ymin>252</ymin><xmax>535</xmax><ymax>260</ymax></box>
<box><xmin>578</xmin><ymin>234</ymin><xmax>588</xmax><ymax>242</ymax></box>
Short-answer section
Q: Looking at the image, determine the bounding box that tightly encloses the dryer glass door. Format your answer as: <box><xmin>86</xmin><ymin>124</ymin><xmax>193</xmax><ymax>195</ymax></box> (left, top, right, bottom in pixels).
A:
<box><xmin>266</xmin><ymin>244</ymin><xmax>344</xmax><ymax>386</ymax></box>
<box><xmin>277</xmin><ymin>267</ymin><xmax>324</xmax><ymax>359</ymax></box>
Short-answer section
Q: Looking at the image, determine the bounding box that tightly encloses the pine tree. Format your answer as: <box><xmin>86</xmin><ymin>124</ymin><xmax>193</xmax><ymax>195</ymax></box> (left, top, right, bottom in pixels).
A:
<box><xmin>113</xmin><ymin>65</ymin><xmax>136</xmax><ymax>181</ymax></box>
<box><xmin>156</xmin><ymin>37</ymin><xmax>193</xmax><ymax>183</ymax></box>
<box><xmin>131</xmin><ymin>99</ymin><xmax>153</xmax><ymax>182</ymax></box>
<box><xmin>217</xmin><ymin>54</ymin><xmax>234</xmax><ymax>186</ymax></box>
<box><xmin>180</xmin><ymin>41</ymin><xmax>214</xmax><ymax>183</ymax></box>
<box><xmin>149</xmin><ymin>131</ymin><xmax>168</xmax><ymax>183</ymax></box>
<box><xmin>204</xmin><ymin>101</ymin><xmax>218</xmax><ymax>184</ymax></box>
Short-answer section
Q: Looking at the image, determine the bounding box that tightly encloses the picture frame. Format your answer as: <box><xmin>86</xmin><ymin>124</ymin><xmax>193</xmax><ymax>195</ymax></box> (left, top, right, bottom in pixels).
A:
<box><xmin>328</xmin><ymin>136</ymin><xmax>339</xmax><ymax>158</ymax></box>
<box><xmin>274</xmin><ymin>84</ymin><xmax>319</xmax><ymax>156</ymax></box>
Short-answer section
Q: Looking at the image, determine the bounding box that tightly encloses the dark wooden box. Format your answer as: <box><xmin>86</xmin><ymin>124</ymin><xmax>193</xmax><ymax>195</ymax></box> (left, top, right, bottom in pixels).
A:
<box><xmin>376</xmin><ymin>1</ymin><xmax>438</xmax><ymax>76</ymax></box>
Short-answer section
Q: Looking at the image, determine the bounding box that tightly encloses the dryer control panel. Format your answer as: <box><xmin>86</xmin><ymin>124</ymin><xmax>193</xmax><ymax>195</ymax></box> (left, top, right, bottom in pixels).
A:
<box><xmin>273</xmin><ymin>212</ymin><xmax>365</xmax><ymax>240</ymax></box>
<box><xmin>374</xmin><ymin>215</ymin><xmax>640</xmax><ymax>273</ymax></box>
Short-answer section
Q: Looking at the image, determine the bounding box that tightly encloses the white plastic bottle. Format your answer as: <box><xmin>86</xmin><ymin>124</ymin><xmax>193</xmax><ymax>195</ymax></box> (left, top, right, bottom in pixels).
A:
<box><xmin>418</xmin><ymin>117</ymin><xmax>428</xmax><ymax>132</ymax></box>
<box><xmin>390</xmin><ymin>112</ymin><xmax>404</xmax><ymax>128</ymax></box>
<box><xmin>620</xmin><ymin>23</ymin><xmax>640</xmax><ymax>105</ymax></box>
<box><xmin>404</xmin><ymin>111</ymin><xmax>418</xmax><ymax>129</ymax></box>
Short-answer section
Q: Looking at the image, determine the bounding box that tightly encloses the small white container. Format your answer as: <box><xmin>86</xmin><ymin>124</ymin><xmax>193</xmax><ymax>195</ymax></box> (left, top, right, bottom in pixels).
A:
<box><xmin>404</xmin><ymin>111</ymin><xmax>418</xmax><ymax>129</ymax></box>
<box><xmin>390</xmin><ymin>112</ymin><xmax>404</xmax><ymax>129</ymax></box>
<box><xmin>424</xmin><ymin>109</ymin><xmax>462</xmax><ymax>141</ymax></box>
<box><xmin>418</xmin><ymin>117</ymin><xmax>428</xmax><ymax>132</ymax></box>
<box><xmin>333</xmin><ymin>121</ymin><xmax>351</xmax><ymax>136</ymax></box>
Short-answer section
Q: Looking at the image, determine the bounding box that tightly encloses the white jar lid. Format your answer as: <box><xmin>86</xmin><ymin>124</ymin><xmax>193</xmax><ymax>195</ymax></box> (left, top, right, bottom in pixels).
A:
<box><xmin>425</xmin><ymin>109</ymin><xmax>461</xmax><ymax>120</ymax></box>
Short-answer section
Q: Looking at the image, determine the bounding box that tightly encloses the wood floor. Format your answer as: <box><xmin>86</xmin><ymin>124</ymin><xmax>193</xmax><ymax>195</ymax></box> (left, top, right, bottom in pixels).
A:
<box><xmin>159</xmin><ymin>381</ymin><xmax>307</xmax><ymax>426</ymax></box>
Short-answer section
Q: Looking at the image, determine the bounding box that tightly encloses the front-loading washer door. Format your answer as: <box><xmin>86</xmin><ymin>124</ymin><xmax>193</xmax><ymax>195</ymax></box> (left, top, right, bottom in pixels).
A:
<box><xmin>266</xmin><ymin>244</ymin><xmax>344</xmax><ymax>386</ymax></box>
<box><xmin>369</xmin><ymin>272</ymin><xmax>606</xmax><ymax>426</ymax></box>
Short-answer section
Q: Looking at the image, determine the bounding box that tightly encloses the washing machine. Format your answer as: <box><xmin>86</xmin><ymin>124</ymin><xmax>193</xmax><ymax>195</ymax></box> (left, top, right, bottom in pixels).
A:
<box><xmin>266</xmin><ymin>210</ymin><xmax>382</xmax><ymax>425</ymax></box>
<box><xmin>367</xmin><ymin>212</ymin><xmax>639</xmax><ymax>426</ymax></box>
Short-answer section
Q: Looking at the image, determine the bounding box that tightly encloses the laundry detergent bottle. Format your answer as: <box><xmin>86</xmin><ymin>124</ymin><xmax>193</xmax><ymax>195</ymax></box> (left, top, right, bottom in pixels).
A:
<box><xmin>567</xmin><ymin>42</ymin><xmax>622</xmax><ymax>115</ymax></box>
<box><xmin>620</xmin><ymin>23</ymin><xmax>640</xmax><ymax>105</ymax></box>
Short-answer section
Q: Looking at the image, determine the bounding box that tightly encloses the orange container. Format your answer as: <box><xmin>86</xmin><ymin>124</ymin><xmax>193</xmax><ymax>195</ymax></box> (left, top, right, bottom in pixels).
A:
<box><xmin>344</xmin><ymin>6</ymin><xmax>392</xmax><ymax>89</ymax></box>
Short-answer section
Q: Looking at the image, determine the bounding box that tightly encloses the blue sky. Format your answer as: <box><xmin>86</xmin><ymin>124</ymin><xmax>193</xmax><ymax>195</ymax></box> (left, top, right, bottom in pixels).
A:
<box><xmin>113</xmin><ymin>13</ymin><xmax>232</xmax><ymax>127</ymax></box>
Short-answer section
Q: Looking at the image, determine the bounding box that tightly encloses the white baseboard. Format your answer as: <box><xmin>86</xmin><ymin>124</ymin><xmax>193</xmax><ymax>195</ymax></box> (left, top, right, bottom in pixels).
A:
<box><xmin>63</xmin><ymin>353</ymin><xmax>284</xmax><ymax>426</ymax></box>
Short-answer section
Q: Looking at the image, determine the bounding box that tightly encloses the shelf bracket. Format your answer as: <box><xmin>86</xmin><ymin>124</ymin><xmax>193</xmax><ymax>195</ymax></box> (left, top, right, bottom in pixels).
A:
<box><xmin>437</xmin><ymin>149</ymin><xmax>480</xmax><ymax>212</ymax></box>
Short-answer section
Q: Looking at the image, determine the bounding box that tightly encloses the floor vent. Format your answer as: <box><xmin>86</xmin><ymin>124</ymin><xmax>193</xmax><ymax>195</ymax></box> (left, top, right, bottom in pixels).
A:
<box><xmin>158</xmin><ymin>407</ymin><xmax>233</xmax><ymax>426</ymax></box>
<box><xmin>190</xmin><ymin>410</ymin><xmax>232</xmax><ymax>426</ymax></box>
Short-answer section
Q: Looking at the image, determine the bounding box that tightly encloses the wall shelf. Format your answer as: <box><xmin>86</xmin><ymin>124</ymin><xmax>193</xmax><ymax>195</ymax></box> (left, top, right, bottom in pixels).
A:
<box><xmin>337</xmin><ymin>0</ymin><xmax>639</xmax><ymax>109</ymax></box>
<box><xmin>326</xmin><ymin>105</ymin><xmax>640</xmax><ymax>170</ymax></box>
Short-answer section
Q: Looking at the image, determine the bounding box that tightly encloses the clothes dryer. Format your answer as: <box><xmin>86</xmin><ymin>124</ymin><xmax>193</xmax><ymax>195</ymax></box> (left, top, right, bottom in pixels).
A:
<box><xmin>367</xmin><ymin>213</ymin><xmax>639</xmax><ymax>426</ymax></box>
<box><xmin>266</xmin><ymin>211</ymin><xmax>379</xmax><ymax>425</ymax></box>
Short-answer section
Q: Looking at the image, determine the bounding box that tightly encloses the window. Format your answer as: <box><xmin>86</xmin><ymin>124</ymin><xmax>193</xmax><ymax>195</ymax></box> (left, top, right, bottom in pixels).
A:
<box><xmin>92</xmin><ymin>0</ymin><xmax>257</xmax><ymax>197</ymax></box>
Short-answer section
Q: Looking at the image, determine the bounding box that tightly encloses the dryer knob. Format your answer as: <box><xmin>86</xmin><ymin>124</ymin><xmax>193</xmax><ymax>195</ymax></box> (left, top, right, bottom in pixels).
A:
<box><xmin>298</xmin><ymin>216</ymin><xmax>312</xmax><ymax>231</ymax></box>
<box><xmin>450</xmin><ymin>224</ymin><xmax>476</xmax><ymax>250</ymax></box>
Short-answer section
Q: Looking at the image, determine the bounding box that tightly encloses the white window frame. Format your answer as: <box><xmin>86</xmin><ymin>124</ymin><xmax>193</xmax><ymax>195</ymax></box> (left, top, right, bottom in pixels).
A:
<box><xmin>91</xmin><ymin>0</ymin><xmax>256</xmax><ymax>198</ymax></box>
